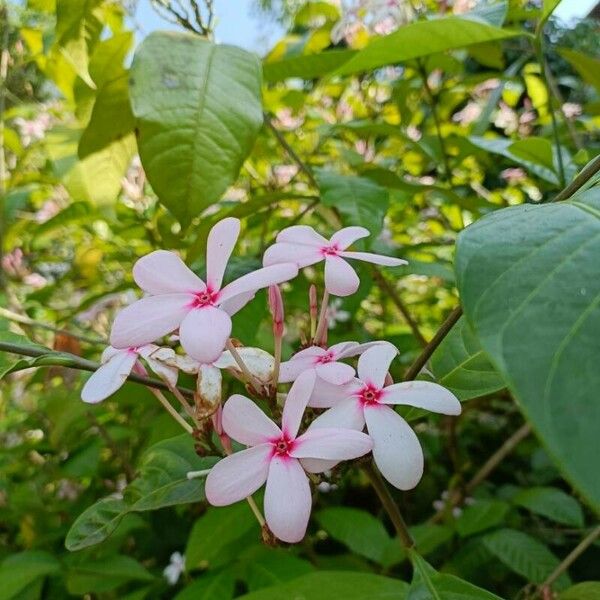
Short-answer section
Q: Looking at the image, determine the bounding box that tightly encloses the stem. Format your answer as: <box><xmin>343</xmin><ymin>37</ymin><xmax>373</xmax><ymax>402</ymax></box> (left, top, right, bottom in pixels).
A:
<box><xmin>225</xmin><ymin>339</ymin><xmax>262</xmax><ymax>394</ymax></box>
<box><xmin>166</xmin><ymin>379</ymin><xmax>197</xmax><ymax>421</ymax></box>
<box><xmin>186</xmin><ymin>468</ymin><xmax>212</xmax><ymax>479</ymax></box>
<box><xmin>246</xmin><ymin>495</ymin><xmax>266</xmax><ymax>528</ymax></box>
<box><xmin>371</xmin><ymin>268</ymin><xmax>427</xmax><ymax>348</ymax></box>
<box><xmin>403</xmin><ymin>306</ymin><xmax>463</xmax><ymax>381</ymax></box>
<box><xmin>364</xmin><ymin>461</ymin><xmax>414</xmax><ymax>549</ymax></box>
<box><xmin>264</xmin><ymin>112</ymin><xmax>319</xmax><ymax>188</ymax></box>
<box><xmin>541</xmin><ymin>524</ymin><xmax>600</xmax><ymax>589</ymax></box>
<box><xmin>149</xmin><ymin>388</ymin><xmax>194</xmax><ymax>434</ymax></box>
<box><xmin>313</xmin><ymin>289</ymin><xmax>329</xmax><ymax>346</ymax></box>
<box><xmin>553</xmin><ymin>154</ymin><xmax>600</xmax><ymax>202</ymax></box>
<box><xmin>272</xmin><ymin>334</ymin><xmax>282</xmax><ymax>393</ymax></box>
<box><xmin>0</xmin><ymin>341</ymin><xmax>196</xmax><ymax>398</ymax></box>
<box><xmin>0</xmin><ymin>307</ymin><xmax>106</xmax><ymax>345</ymax></box>
<box><xmin>0</xmin><ymin>3</ymin><xmax>10</xmax><ymax>290</ymax></box>
<box><xmin>416</xmin><ymin>60</ymin><xmax>452</xmax><ymax>182</ymax></box>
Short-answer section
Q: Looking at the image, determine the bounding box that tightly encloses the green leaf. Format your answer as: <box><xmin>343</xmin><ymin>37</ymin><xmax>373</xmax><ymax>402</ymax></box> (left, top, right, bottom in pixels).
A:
<box><xmin>409</xmin><ymin>551</ymin><xmax>504</xmax><ymax>599</ymax></box>
<box><xmin>430</xmin><ymin>317</ymin><xmax>505</xmax><ymax>401</ymax></box>
<box><xmin>513</xmin><ymin>487</ymin><xmax>584</xmax><ymax>527</ymax></box>
<box><xmin>264</xmin><ymin>49</ymin><xmax>356</xmax><ymax>82</ymax></box>
<box><xmin>560</xmin><ymin>582</ymin><xmax>600</xmax><ymax>600</ymax></box>
<box><xmin>334</xmin><ymin>16</ymin><xmax>523</xmax><ymax>76</ymax></box>
<box><xmin>316</xmin><ymin>170</ymin><xmax>390</xmax><ymax>238</ymax></box>
<box><xmin>130</xmin><ymin>32</ymin><xmax>263</xmax><ymax>226</ymax></box>
<box><xmin>469</xmin><ymin>136</ymin><xmax>559</xmax><ymax>184</ymax></box>
<box><xmin>456</xmin><ymin>500</ymin><xmax>511</xmax><ymax>538</ymax></box>
<box><xmin>237</xmin><ymin>572</ymin><xmax>409</xmax><ymax>600</ymax></box>
<box><xmin>66</xmin><ymin>555</ymin><xmax>154</xmax><ymax>595</ymax></box>
<box><xmin>0</xmin><ymin>551</ymin><xmax>60</xmax><ymax>600</ymax></box>
<box><xmin>66</xmin><ymin>435</ymin><xmax>218</xmax><ymax>550</ymax></box>
<box><xmin>482</xmin><ymin>528</ymin><xmax>569</xmax><ymax>587</ymax></box>
<box><xmin>455</xmin><ymin>187</ymin><xmax>600</xmax><ymax>511</ymax></box>
<box><xmin>559</xmin><ymin>48</ymin><xmax>600</xmax><ymax>95</ymax></box>
<box><xmin>186</xmin><ymin>503</ymin><xmax>259</xmax><ymax>570</ymax></box>
<box><xmin>241</xmin><ymin>547</ymin><xmax>314</xmax><ymax>591</ymax></box>
<box><xmin>55</xmin><ymin>0</ymin><xmax>104</xmax><ymax>87</ymax></box>
<box><xmin>174</xmin><ymin>570</ymin><xmax>236</xmax><ymax>600</ymax></box>
<box><xmin>316</xmin><ymin>507</ymin><xmax>392</xmax><ymax>564</ymax></box>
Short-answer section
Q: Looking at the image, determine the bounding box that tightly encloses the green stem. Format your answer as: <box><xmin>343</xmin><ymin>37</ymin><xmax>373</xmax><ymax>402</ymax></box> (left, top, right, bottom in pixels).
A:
<box><xmin>553</xmin><ymin>154</ymin><xmax>600</xmax><ymax>202</ymax></box>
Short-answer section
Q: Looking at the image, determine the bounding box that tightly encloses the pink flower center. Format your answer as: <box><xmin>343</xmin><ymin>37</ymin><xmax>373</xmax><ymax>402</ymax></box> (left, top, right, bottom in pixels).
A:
<box><xmin>321</xmin><ymin>244</ymin><xmax>340</xmax><ymax>257</ymax></box>
<box><xmin>272</xmin><ymin>435</ymin><xmax>295</xmax><ymax>457</ymax></box>
<box><xmin>316</xmin><ymin>351</ymin><xmax>335</xmax><ymax>364</ymax></box>
<box><xmin>191</xmin><ymin>288</ymin><xmax>219</xmax><ymax>308</ymax></box>
<box><xmin>358</xmin><ymin>384</ymin><xmax>382</xmax><ymax>406</ymax></box>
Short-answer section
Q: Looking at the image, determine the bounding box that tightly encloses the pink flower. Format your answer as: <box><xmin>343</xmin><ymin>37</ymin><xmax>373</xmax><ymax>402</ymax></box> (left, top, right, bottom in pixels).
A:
<box><xmin>268</xmin><ymin>285</ymin><xmax>284</xmax><ymax>337</ymax></box>
<box><xmin>81</xmin><ymin>344</ymin><xmax>177</xmax><ymax>404</ymax></box>
<box><xmin>110</xmin><ymin>218</ymin><xmax>298</xmax><ymax>364</ymax></box>
<box><xmin>263</xmin><ymin>226</ymin><xmax>406</xmax><ymax>296</ymax></box>
<box><xmin>310</xmin><ymin>344</ymin><xmax>461</xmax><ymax>489</ymax></box>
<box><xmin>205</xmin><ymin>371</ymin><xmax>373</xmax><ymax>543</ymax></box>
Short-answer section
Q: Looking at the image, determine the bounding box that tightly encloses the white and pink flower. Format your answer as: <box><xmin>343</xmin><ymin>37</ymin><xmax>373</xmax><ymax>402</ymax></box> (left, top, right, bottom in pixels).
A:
<box><xmin>110</xmin><ymin>218</ymin><xmax>298</xmax><ymax>364</ymax></box>
<box><xmin>205</xmin><ymin>371</ymin><xmax>373</xmax><ymax>542</ymax></box>
<box><xmin>263</xmin><ymin>225</ymin><xmax>406</xmax><ymax>296</ymax></box>
<box><xmin>81</xmin><ymin>344</ymin><xmax>177</xmax><ymax>404</ymax></box>
<box><xmin>309</xmin><ymin>344</ymin><xmax>461</xmax><ymax>489</ymax></box>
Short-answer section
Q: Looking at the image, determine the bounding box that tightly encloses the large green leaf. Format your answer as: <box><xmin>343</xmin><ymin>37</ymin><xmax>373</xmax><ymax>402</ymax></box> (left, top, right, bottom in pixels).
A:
<box><xmin>559</xmin><ymin>48</ymin><xmax>600</xmax><ymax>95</ymax></box>
<box><xmin>0</xmin><ymin>551</ymin><xmax>60</xmax><ymax>600</ymax></box>
<box><xmin>316</xmin><ymin>170</ymin><xmax>390</xmax><ymax>238</ymax></box>
<box><xmin>513</xmin><ymin>487</ymin><xmax>584</xmax><ymax>527</ymax></box>
<box><xmin>482</xmin><ymin>528</ymin><xmax>569</xmax><ymax>588</ymax></box>
<box><xmin>334</xmin><ymin>16</ymin><xmax>522</xmax><ymax>76</ymax></box>
<box><xmin>264</xmin><ymin>49</ymin><xmax>356</xmax><ymax>82</ymax></box>
<box><xmin>130</xmin><ymin>32</ymin><xmax>263</xmax><ymax>226</ymax></box>
<box><xmin>66</xmin><ymin>435</ymin><xmax>218</xmax><ymax>550</ymax></box>
<box><xmin>430</xmin><ymin>317</ymin><xmax>505</xmax><ymax>401</ymax></box>
<box><xmin>455</xmin><ymin>187</ymin><xmax>600</xmax><ymax>511</ymax></box>
<box><xmin>238</xmin><ymin>572</ymin><xmax>409</xmax><ymax>600</ymax></box>
<box><xmin>560</xmin><ymin>582</ymin><xmax>600</xmax><ymax>600</ymax></box>
<box><xmin>241</xmin><ymin>548</ymin><xmax>314</xmax><ymax>591</ymax></box>
<box><xmin>408</xmin><ymin>551</ymin><xmax>504</xmax><ymax>599</ymax></box>
<box><xmin>455</xmin><ymin>500</ymin><xmax>511</xmax><ymax>538</ymax></box>
<box><xmin>175</xmin><ymin>570</ymin><xmax>236</xmax><ymax>600</ymax></box>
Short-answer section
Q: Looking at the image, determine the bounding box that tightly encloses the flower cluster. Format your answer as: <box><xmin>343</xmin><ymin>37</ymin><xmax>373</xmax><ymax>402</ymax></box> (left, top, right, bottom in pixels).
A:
<box><xmin>81</xmin><ymin>218</ymin><xmax>460</xmax><ymax>543</ymax></box>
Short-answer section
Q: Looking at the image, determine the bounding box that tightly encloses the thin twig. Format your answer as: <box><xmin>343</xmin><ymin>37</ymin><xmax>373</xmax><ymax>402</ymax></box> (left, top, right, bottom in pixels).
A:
<box><xmin>553</xmin><ymin>153</ymin><xmax>600</xmax><ymax>202</ymax></box>
<box><xmin>364</xmin><ymin>460</ymin><xmax>415</xmax><ymax>549</ymax></box>
<box><xmin>149</xmin><ymin>388</ymin><xmax>194</xmax><ymax>433</ymax></box>
<box><xmin>225</xmin><ymin>340</ymin><xmax>262</xmax><ymax>394</ymax></box>
<box><xmin>371</xmin><ymin>268</ymin><xmax>427</xmax><ymax>347</ymax></box>
<box><xmin>0</xmin><ymin>307</ymin><xmax>106</xmax><ymax>345</ymax></box>
<box><xmin>403</xmin><ymin>306</ymin><xmax>463</xmax><ymax>381</ymax></box>
<box><xmin>264</xmin><ymin>112</ymin><xmax>319</xmax><ymax>188</ymax></box>
<box><xmin>540</xmin><ymin>524</ymin><xmax>600</xmax><ymax>589</ymax></box>
<box><xmin>0</xmin><ymin>341</ymin><xmax>195</xmax><ymax>398</ymax></box>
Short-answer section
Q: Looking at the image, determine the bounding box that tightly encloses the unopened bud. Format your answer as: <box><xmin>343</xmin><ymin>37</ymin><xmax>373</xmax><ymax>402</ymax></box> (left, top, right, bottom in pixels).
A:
<box><xmin>268</xmin><ymin>285</ymin><xmax>284</xmax><ymax>337</ymax></box>
<box><xmin>384</xmin><ymin>372</ymin><xmax>394</xmax><ymax>387</ymax></box>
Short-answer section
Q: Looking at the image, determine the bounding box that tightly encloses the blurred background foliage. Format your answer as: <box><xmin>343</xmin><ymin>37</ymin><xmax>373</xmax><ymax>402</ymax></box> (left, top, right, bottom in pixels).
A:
<box><xmin>0</xmin><ymin>0</ymin><xmax>599</xmax><ymax>598</ymax></box>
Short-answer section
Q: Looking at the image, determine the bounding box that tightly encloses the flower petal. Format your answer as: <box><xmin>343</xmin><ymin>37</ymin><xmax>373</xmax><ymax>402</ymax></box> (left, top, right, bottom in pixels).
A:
<box><xmin>357</xmin><ymin>343</ymin><xmax>398</xmax><ymax>388</ymax></box>
<box><xmin>206</xmin><ymin>218</ymin><xmax>240</xmax><ymax>291</ymax></box>
<box><xmin>81</xmin><ymin>350</ymin><xmax>137</xmax><ymax>403</ymax></box>
<box><xmin>298</xmin><ymin>458</ymin><xmax>338</xmax><ymax>474</ymax></box>
<box><xmin>222</xmin><ymin>394</ymin><xmax>281</xmax><ymax>445</ymax></box>
<box><xmin>179</xmin><ymin>306</ymin><xmax>232</xmax><ymax>364</ymax></box>
<box><xmin>219</xmin><ymin>264</ymin><xmax>298</xmax><ymax>304</ymax></box>
<box><xmin>364</xmin><ymin>404</ymin><xmax>423</xmax><ymax>490</ymax></box>
<box><xmin>138</xmin><ymin>344</ymin><xmax>179</xmax><ymax>386</ymax></box>
<box><xmin>263</xmin><ymin>242</ymin><xmax>322</xmax><ymax>268</ymax></box>
<box><xmin>205</xmin><ymin>444</ymin><xmax>271</xmax><ymax>506</ymax></box>
<box><xmin>309</xmin><ymin>396</ymin><xmax>365</xmax><ymax>430</ymax></box>
<box><xmin>264</xmin><ymin>456</ymin><xmax>311</xmax><ymax>543</ymax></box>
<box><xmin>133</xmin><ymin>250</ymin><xmax>205</xmax><ymax>294</ymax></box>
<box><xmin>219</xmin><ymin>291</ymin><xmax>255</xmax><ymax>316</ymax></box>
<box><xmin>215</xmin><ymin>347</ymin><xmax>274</xmax><ymax>384</ymax></box>
<box><xmin>276</xmin><ymin>225</ymin><xmax>328</xmax><ymax>247</ymax></box>
<box><xmin>110</xmin><ymin>294</ymin><xmax>191</xmax><ymax>349</ymax></box>
<box><xmin>308</xmin><ymin>378</ymin><xmax>360</xmax><ymax>409</ymax></box>
<box><xmin>292</xmin><ymin>428</ymin><xmax>372</xmax><ymax>460</ymax></box>
<box><xmin>315</xmin><ymin>361</ymin><xmax>355</xmax><ymax>385</ymax></box>
<box><xmin>282</xmin><ymin>370</ymin><xmax>316</xmax><ymax>438</ymax></box>
<box><xmin>339</xmin><ymin>251</ymin><xmax>407</xmax><ymax>267</ymax></box>
<box><xmin>324</xmin><ymin>256</ymin><xmax>360</xmax><ymax>297</ymax></box>
<box><xmin>330</xmin><ymin>226</ymin><xmax>369</xmax><ymax>249</ymax></box>
<box><xmin>328</xmin><ymin>341</ymin><xmax>359</xmax><ymax>359</ymax></box>
<box><xmin>335</xmin><ymin>341</ymin><xmax>385</xmax><ymax>360</ymax></box>
<box><xmin>278</xmin><ymin>356</ymin><xmax>316</xmax><ymax>383</ymax></box>
<box><xmin>382</xmin><ymin>381</ymin><xmax>461</xmax><ymax>415</ymax></box>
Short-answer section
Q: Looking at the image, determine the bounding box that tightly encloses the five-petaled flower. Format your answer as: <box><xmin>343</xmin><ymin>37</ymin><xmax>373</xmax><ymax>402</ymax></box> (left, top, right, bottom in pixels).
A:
<box><xmin>308</xmin><ymin>343</ymin><xmax>461</xmax><ymax>489</ymax></box>
<box><xmin>110</xmin><ymin>218</ymin><xmax>298</xmax><ymax>364</ymax></box>
<box><xmin>205</xmin><ymin>371</ymin><xmax>373</xmax><ymax>543</ymax></box>
<box><xmin>81</xmin><ymin>344</ymin><xmax>177</xmax><ymax>404</ymax></box>
<box><xmin>263</xmin><ymin>225</ymin><xmax>406</xmax><ymax>296</ymax></box>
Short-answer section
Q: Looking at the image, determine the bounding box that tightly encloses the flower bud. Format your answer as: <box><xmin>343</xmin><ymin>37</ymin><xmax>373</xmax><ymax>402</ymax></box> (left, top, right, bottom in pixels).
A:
<box><xmin>268</xmin><ymin>285</ymin><xmax>284</xmax><ymax>337</ymax></box>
